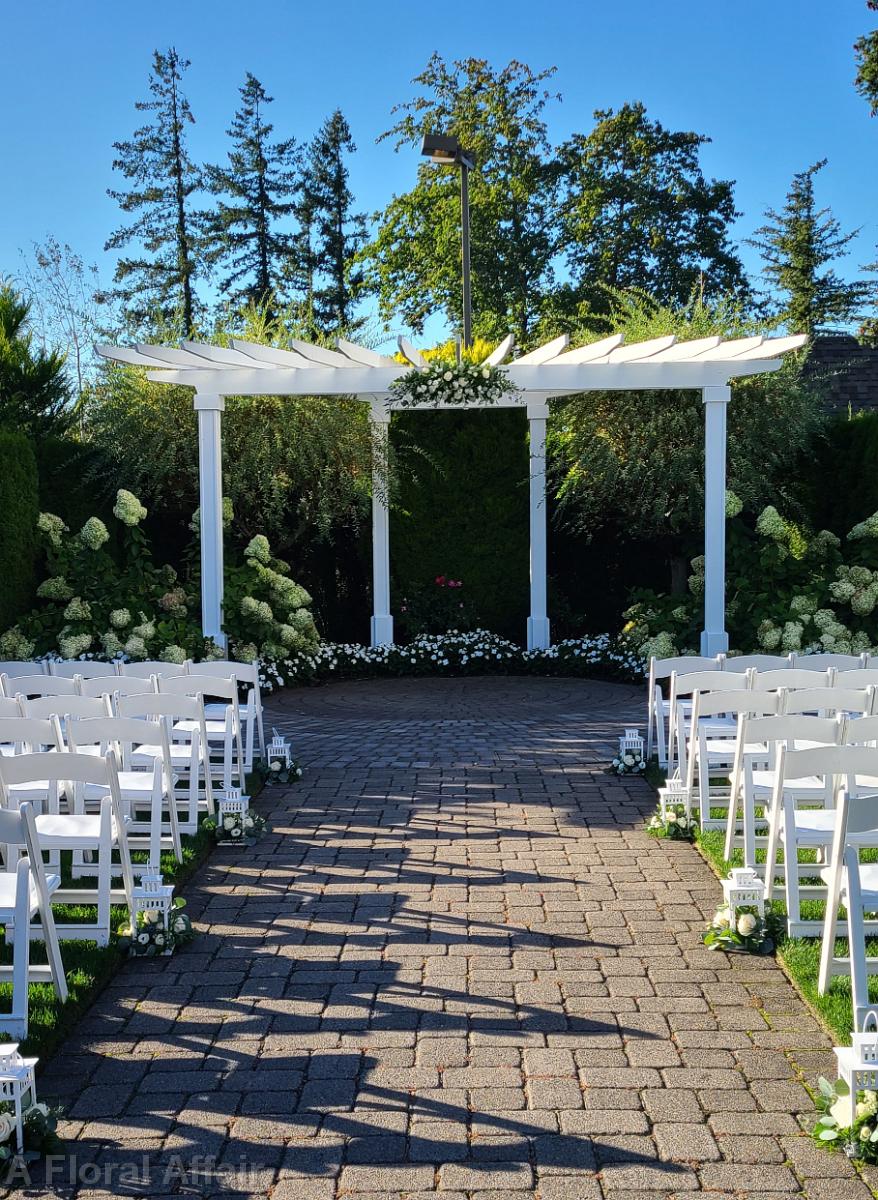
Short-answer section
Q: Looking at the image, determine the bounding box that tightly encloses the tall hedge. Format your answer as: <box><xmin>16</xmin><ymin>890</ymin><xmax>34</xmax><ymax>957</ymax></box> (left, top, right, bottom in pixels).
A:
<box><xmin>801</xmin><ymin>411</ymin><xmax>878</xmax><ymax>535</ymax></box>
<box><xmin>0</xmin><ymin>428</ymin><xmax>39</xmax><ymax>630</ymax></box>
<box><xmin>390</xmin><ymin>409</ymin><xmax>530</xmax><ymax>639</ymax></box>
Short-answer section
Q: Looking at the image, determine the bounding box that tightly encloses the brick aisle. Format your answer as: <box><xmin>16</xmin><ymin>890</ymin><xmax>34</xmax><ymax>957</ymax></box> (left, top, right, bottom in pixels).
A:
<box><xmin>27</xmin><ymin>677</ymin><xmax>875</xmax><ymax>1198</ymax></box>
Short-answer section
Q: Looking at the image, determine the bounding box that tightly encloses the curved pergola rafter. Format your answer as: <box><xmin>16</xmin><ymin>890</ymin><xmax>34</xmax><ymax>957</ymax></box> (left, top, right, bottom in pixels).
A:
<box><xmin>97</xmin><ymin>330</ymin><xmax>807</xmax><ymax>654</ymax></box>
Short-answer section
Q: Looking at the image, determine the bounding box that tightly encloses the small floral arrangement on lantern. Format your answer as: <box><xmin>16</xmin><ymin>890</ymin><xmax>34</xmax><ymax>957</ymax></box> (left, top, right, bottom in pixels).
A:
<box><xmin>702</xmin><ymin>903</ymin><xmax>775</xmax><ymax>954</ymax></box>
<box><xmin>204</xmin><ymin>809</ymin><xmax>267</xmax><ymax>844</ymax></box>
<box><xmin>646</xmin><ymin>805</ymin><xmax>698</xmax><ymax>840</ymax></box>
<box><xmin>390</xmin><ymin>360</ymin><xmax>514</xmax><ymax>408</ymax></box>
<box><xmin>608</xmin><ymin>748</ymin><xmax>647</xmax><ymax>776</ymax></box>
<box><xmin>117</xmin><ymin>899</ymin><xmax>193</xmax><ymax>957</ymax></box>
<box><xmin>812</xmin><ymin>1077</ymin><xmax>878</xmax><ymax>1160</ymax></box>
<box><xmin>0</xmin><ymin>1101</ymin><xmax>63</xmax><ymax>1163</ymax></box>
<box><xmin>256</xmin><ymin>756</ymin><xmax>304</xmax><ymax>786</ymax></box>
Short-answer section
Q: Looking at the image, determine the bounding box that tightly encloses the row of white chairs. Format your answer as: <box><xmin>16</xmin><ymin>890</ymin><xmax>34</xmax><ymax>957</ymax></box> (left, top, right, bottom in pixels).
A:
<box><xmin>0</xmin><ymin>659</ymin><xmax>266</xmax><ymax>772</ymax></box>
<box><xmin>647</xmin><ymin>652</ymin><xmax>873</xmax><ymax>766</ymax></box>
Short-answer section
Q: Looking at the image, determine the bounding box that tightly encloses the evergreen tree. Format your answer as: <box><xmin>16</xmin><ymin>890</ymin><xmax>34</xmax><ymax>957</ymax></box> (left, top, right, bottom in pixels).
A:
<box><xmin>363</xmin><ymin>56</ymin><xmax>559</xmax><ymax>347</ymax></box>
<box><xmin>855</xmin><ymin>1</ymin><xmax>878</xmax><ymax>116</ymax></box>
<box><xmin>0</xmin><ymin>284</ymin><xmax>74</xmax><ymax>439</ymax></box>
<box><xmin>300</xmin><ymin>110</ymin><xmax>368</xmax><ymax>333</ymax></box>
<box><xmin>747</xmin><ymin>160</ymin><xmax>875</xmax><ymax>336</ymax></box>
<box><xmin>204</xmin><ymin>73</ymin><xmax>300</xmax><ymax>310</ymax></box>
<box><xmin>557</xmin><ymin>103</ymin><xmax>746</xmax><ymax>311</ymax></box>
<box><xmin>105</xmin><ymin>48</ymin><xmax>202</xmax><ymax>334</ymax></box>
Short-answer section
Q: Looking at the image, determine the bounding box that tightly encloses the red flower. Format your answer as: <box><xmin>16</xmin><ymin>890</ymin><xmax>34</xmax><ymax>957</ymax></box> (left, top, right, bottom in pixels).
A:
<box><xmin>435</xmin><ymin>575</ymin><xmax>446</xmax><ymax>586</ymax></box>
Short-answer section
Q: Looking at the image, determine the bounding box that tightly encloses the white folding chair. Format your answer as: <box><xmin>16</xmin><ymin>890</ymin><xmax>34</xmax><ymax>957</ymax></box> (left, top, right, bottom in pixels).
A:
<box><xmin>646</xmin><ymin>655</ymin><xmax>722</xmax><ymax>765</ymax></box>
<box><xmin>22</xmin><ymin>695</ymin><xmax>111</xmax><ymax>724</ymax></box>
<box><xmin>725</xmin><ymin>713</ymin><xmax>844</xmax><ymax>866</ymax></box>
<box><xmin>683</xmin><ymin>689</ymin><xmax>780</xmax><ymax>829</ymax></box>
<box><xmin>0</xmin><ymin>802</ymin><xmax>67</xmax><ymax>1035</ymax></box>
<box><xmin>117</xmin><ymin>693</ymin><xmax>215</xmax><ymax>833</ymax></box>
<box><xmin>79</xmin><ymin>675</ymin><xmax>157</xmax><ymax>701</ymax></box>
<box><xmin>0</xmin><ymin>717</ymin><xmax>63</xmax><ymax>799</ymax></box>
<box><xmin>0</xmin><ymin>663</ymin><xmax>45</xmax><ymax>680</ymax></box>
<box><xmin>818</xmin><ymin>787</ymin><xmax>878</xmax><ymax>1027</ymax></box>
<box><xmin>763</xmin><ymin>741</ymin><xmax>878</xmax><ymax>935</ymax></box>
<box><xmin>795</xmin><ymin>653</ymin><xmax>868</xmax><ymax>671</ymax></box>
<box><xmin>780</xmin><ymin>687</ymin><xmax>876</xmax><ymax>718</ymax></box>
<box><xmin>49</xmin><ymin>661</ymin><xmax>118</xmax><ymax>680</ymax></box>
<box><xmin>0</xmin><ymin>751</ymin><xmax>134</xmax><ymax>946</ymax></box>
<box><xmin>667</xmin><ymin>670</ymin><xmax>752</xmax><ymax>777</ymax></box>
<box><xmin>65</xmin><ymin>716</ymin><xmax>181</xmax><ymax>870</ymax></box>
<box><xmin>0</xmin><ymin>700</ymin><xmax>25</xmax><ymax>751</ymax></box>
<box><xmin>119</xmin><ymin>661</ymin><xmax>189</xmax><ymax>680</ymax></box>
<box><xmin>158</xmin><ymin>675</ymin><xmax>244</xmax><ymax>794</ymax></box>
<box><xmin>0</xmin><ymin>675</ymin><xmax>79</xmax><ymax>700</ymax></box>
<box><xmin>188</xmin><ymin>660</ymin><xmax>266</xmax><ymax>771</ymax></box>
<box><xmin>725</xmin><ymin>654</ymin><xmax>794</xmax><ymax>672</ymax></box>
<box><xmin>751</xmin><ymin>668</ymin><xmax>836</xmax><ymax>692</ymax></box>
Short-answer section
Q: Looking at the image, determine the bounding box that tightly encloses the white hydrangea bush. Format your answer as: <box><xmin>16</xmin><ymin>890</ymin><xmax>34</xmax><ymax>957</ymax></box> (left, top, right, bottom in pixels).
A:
<box><xmin>624</xmin><ymin>504</ymin><xmax>878</xmax><ymax>660</ymax></box>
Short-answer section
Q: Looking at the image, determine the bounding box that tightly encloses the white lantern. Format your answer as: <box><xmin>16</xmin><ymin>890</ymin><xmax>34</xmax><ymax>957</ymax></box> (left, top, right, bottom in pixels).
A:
<box><xmin>0</xmin><ymin>1044</ymin><xmax>37</xmax><ymax>1153</ymax></box>
<box><xmin>131</xmin><ymin>863</ymin><xmax>175</xmax><ymax>955</ymax></box>
<box><xmin>658</xmin><ymin>778</ymin><xmax>693</xmax><ymax>820</ymax></box>
<box><xmin>266</xmin><ymin>728</ymin><xmax>292</xmax><ymax>769</ymax></box>
<box><xmin>618</xmin><ymin>728</ymin><xmax>644</xmax><ymax>758</ymax></box>
<box><xmin>216</xmin><ymin>787</ymin><xmax>250</xmax><ymax>844</ymax></box>
<box><xmin>834</xmin><ymin>1010</ymin><xmax>878</xmax><ymax>1126</ymax></box>
<box><xmin>721</xmin><ymin>867</ymin><xmax>766</xmax><ymax>922</ymax></box>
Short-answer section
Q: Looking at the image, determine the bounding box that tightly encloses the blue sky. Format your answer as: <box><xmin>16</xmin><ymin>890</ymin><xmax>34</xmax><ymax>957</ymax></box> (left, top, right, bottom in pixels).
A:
<box><xmin>1</xmin><ymin>0</ymin><xmax>877</xmax><ymax>345</ymax></box>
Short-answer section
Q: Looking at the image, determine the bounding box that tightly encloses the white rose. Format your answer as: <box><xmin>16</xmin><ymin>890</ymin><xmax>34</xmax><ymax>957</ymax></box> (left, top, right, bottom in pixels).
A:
<box><xmin>676</xmin><ymin>814</ymin><xmax>689</xmax><ymax>827</ymax></box>
<box><xmin>830</xmin><ymin>1096</ymin><xmax>853</xmax><ymax>1126</ymax></box>
<box><xmin>857</xmin><ymin>1101</ymin><xmax>873</xmax><ymax>1120</ymax></box>
<box><xmin>223</xmin><ymin>816</ymin><xmax>236</xmax><ymax>830</ymax></box>
<box><xmin>0</xmin><ymin>1113</ymin><xmax>15</xmax><ymax>1141</ymax></box>
<box><xmin>173</xmin><ymin>918</ymin><xmax>188</xmax><ymax>933</ymax></box>
<box><xmin>244</xmin><ymin>816</ymin><xmax>254</xmax><ymax>829</ymax></box>
<box><xmin>623</xmin><ymin>753</ymin><xmax>635</xmax><ymax>766</ymax></box>
<box><xmin>482</xmin><ymin>368</ymin><xmax>490</xmax><ymax>379</ymax></box>
<box><xmin>137</xmin><ymin>932</ymin><xmax>150</xmax><ymax>945</ymax></box>
<box><xmin>143</xmin><ymin>909</ymin><xmax>160</xmax><ymax>925</ymax></box>
<box><xmin>154</xmin><ymin>932</ymin><xmax>166</xmax><ymax>946</ymax></box>
<box><xmin>270</xmin><ymin>761</ymin><xmax>282</xmax><ymax>772</ymax></box>
<box><xmin>861</xmin><ymin>1125</ymin><xmax>872</xmax><ymax>1141</ymax></box>
<box><xmin>712</xmin><ymin>910</ymin><xmax>731</xmax><ymax>930</ymax></box>
<box><xmin>737</xmin><ymin>913</ymin><xmax>757</xmax><ymax>936</ymax></box>
<box><xmin>230</xmin><ymin>827</ymin><xmax>242</xmax><ymax>838</ymax></box>
<box><xmin>443</xmin><ymin>371</ymin><xmax>453</xmax><ymax>382</ymax></box>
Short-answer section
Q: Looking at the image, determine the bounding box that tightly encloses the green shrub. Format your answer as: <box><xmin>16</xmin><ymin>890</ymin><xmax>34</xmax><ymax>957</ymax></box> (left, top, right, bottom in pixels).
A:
<box><xmin>0</xmin><ymin>428</ymin><xmax>38</xmax><ymax>631</ymax></box>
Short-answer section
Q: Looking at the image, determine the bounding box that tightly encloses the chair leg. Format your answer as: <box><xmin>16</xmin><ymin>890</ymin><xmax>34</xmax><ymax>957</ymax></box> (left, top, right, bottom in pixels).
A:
<box><xmin>763</xmin><ymin>794</ymin><xmax>782</xmax><ymax>902</ymax></box>
<box><xmin>819</xmin><ymin>862</ymin><xmax>845</xmax><ymax>996</ymax></box>
<box><xmin>782</xmin><ymin>798</ymin><xmax>801</xmax><ymax>929</ymax></box>
<box><xmin>11</xmin><ymin>859</ymin><xmax>30</xmax><ymax>1035</ymax></box>
<box><xmin>846</xmin><ymin>860</ymin><xmax>871</xmax><ymax>1024</ymax></box>
<box><xmin>96</xmin><ymin>802</ymin><xmax>112</xmax><ymax>947</ymax></box>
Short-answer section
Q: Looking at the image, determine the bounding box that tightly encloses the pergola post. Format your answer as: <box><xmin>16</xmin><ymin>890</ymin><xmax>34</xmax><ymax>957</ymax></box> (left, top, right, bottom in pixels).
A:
<box><xmin>369</xmin><ymin>401</ymin><xmax>394</xmax><ymax>647</ymax></box>
<box><xmin>194</xmin><ymin>392</ymin><xmax>226</xmax><ymax>647</ymax></box>
<box><xmin>526</xmin><ymin>399</ymin><xmax>551</xmax><ymax>651</ymax></box>
<box><xmin>700</xmin><ymin>384</ymin><xmax>731</xmax><ymax>656</ymax></box>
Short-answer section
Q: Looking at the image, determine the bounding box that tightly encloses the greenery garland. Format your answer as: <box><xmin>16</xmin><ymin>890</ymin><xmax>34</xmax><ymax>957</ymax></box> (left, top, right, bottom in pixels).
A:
<box><xmin>389</xmin><ymin>360</ymin><xmax>515</xmax><ymax>408</ymax></box>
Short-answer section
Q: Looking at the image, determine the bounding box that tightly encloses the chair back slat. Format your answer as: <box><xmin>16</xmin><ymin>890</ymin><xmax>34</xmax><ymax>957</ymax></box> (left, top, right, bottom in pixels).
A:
<box><xmin>781</xmin><ymin>743</ymin><xmax>878</xmax><ymax>782</ymax></box>
<box><xmin>780</xmin><ymin>687</ymin><xmax>875</xmax><ymax>716</ymax></box>
<box><xmin>120</xmin><ymin>661</ymin><xmax>189</xmax><ymax>679</ymax></box>
<box><xmin>0</xmin><ymin>749</ymin><xmax>115</xmax><ymax>787</ymax></box>
<box><xmin>160</xmin><ymin>674</ymin><xmax>238</xmax><ymax>701</ymax></box>
<box><xmin>690</xmin><ymin>689</ymin><xmax>777</xmax><ymax>719</ymax></box>
<box><xmin>22</xmin><ymin>695</ymin><xmax>110</xmax><ymax>721</ymax></box>
<box><xmin>671</xmin><ymin>671</ymin><xmax>751</xmax><ymax>697</ymax></box>
<box><xmin>797</xmin><ymin>653</ymin><xmax>866</xmax><ymax>671</ymax></box>
<box><xmin>50</xmin><ymin>661</ymin><xmax>119</xmax><ymax>679</ymax></box>
<box><xmin>744</xmin><ymin>713</ymin><xmax>843</xmax><ymax>745</ymax></box>
<box><xmin>0</xmin><ymin>716</ymin><xmax>61</xmax><ymax>753</ymax></box>
<box><xmin>79</xmin><ymin>675</ymin><xmax>157</xmax><ymax>699</ymax></box>
<box><xmin>726</xmin><ymin>654</ymin><xmax>794</xmax><ymax>672</ymax></box>
<box><xmin>1</xmin><ymin>674</ymin><xmax>79</xmax><ymax>699</ymax></box>
<box><xmin>753</xmin><ymin>668</ymin><xmax>834</xmax><ymax>691</ymax></box>
<box><xmin>0</xmin><ymin>662</ymin><xmax>45</xmax><ymax>679</ymax></box>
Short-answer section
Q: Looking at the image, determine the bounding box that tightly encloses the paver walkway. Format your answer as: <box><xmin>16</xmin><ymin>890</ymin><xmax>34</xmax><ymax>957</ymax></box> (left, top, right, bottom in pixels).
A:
<box><xmin>25</xmin><ymin>676</ymin><xmax>876</xmax><ymax>1198</ymax></box>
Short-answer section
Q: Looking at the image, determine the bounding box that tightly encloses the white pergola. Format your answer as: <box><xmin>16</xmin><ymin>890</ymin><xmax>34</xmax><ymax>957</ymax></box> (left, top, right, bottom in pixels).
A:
<box><xmin>97</xmin><ymin>330</ymin><xmax>806</xmax><ymax>655</ymax></box>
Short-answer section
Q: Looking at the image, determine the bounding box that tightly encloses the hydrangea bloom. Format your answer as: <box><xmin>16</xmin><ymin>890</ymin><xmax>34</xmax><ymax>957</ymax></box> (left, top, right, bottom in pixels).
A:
<box><xmin>781</xmin><ymin>621</ymin><xmax>804</xmax><ymax>651</ymax></box>
<box><xmin>640</xmin><ymin>631</ymin><xmax>678</xmax><ymax>660</ymax></box>
<box><xmin>725</xmin><ymin>491</ymin><xmax>743</xmax><ymax>518</ymax></box>
<box><xmin>756</xmin><ymin>506</ymin><xmax>786</xmax><ymax>539</ymax></box>
<box><xmin>131</xmin><ymin>616</ymin><xmax>155</xmax><ymax>641</ymax></box>
<box><xmin>852</xmin><ymin>585</ymin><xmax>878</xmax><ymax>617</ymax></box>
<box><xmin>63</xmin><ymin>596</ymin><xmax>92</xmax><ymax>621</ymax></box>
<box><xmin>758</xmin><ymin>620</ymin><xmax>782</xmax><ymax>649</ymax></box>
<box><xmin>58</xmin><ymin>632</ymin><xmax>92</xmax><ymax>658</ymax></box>
<box><xmin>37</xmin><ymin>512</ymin><xmax>67</xmax><ymax>549</ymax></box>
<box><xmin>849</xmin><ymin>512</ymin><xmax>878</xmax><ymax>540</ymax></box>
<box><xmin>36</xmin><ymin>576</ymin><xmax>73</xmax><ymax>601</ymax></box>
<box><xmin>124</xmin><ymin>635</ymin><xmax>147</xmax><ymax>660</ymax></box>
<box><xmin>159</xmin><ymin>588</ymin><xmax>187</xmax><ymax>614</ymax></box>
<box><xmin>245</xmin><ymin>535</ymin><xmax>271</xmax><ymax>564</ymax></box>
<box><xmin>159</xmin><ymin>644</ymin><xmax>187</xmax><ymax>665</ymax></box>
<box><xmin>241</xmin><ymin>596</ymin><xmax>273</xmax><ymax>623</ymax></box>
<box><xmin>79</xmin><ymin>517</ymin><xmax>109</xmax><ymax>550</ymax></box>
<box><xmin>113</xmin><ymin>489</ymin><xmax>147</xmax><ymax>526</ymax></box>
<box><xmin>790</xmin><ymin>595</ymin><xmax>818</xmax><ymax>616</ymax></box>
<box><xmin>102</xmin><ymin>630</ymin><xmax>124</xmax><ymax>657</ymax></box>
<box><xmin>110</xmin><ymin>608</ymin><xmax>131</xmax><ymax>628</ymax></box>
<box><xmin>0</xmin><ymin>627</ymin><xmax>35</xmax><ymax>659</ymax></box>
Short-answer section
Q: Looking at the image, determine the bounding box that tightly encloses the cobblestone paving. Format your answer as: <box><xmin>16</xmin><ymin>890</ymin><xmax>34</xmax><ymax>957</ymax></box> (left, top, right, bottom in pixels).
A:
<box><xmin>25</xmin><ymin>676</ymin><xmax>878</xmax><ymax>1198</ymax></box>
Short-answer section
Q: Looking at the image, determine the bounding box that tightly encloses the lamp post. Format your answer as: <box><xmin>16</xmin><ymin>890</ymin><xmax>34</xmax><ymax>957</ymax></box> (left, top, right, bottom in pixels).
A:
<box><xmin>420</xmin><ymin>133</ymin><xmax>476</xmax><ymax>350</ymax></box>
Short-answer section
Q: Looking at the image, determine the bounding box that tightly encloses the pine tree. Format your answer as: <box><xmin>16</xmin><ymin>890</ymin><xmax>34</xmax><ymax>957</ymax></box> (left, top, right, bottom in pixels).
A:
<box><xmin>204</xmin><ymin>73</ymin><xmax>300</xmax><ymax>310</ymax></box>
<box><xmin>300</xmin><ymin>110</ymin><xmax>368</xmax><ymax>333</ymax></box>
<box><xmin>105</xmin><ymin>48</ymin><xmax>202</xmax><ymax>334</ymax></box>
<box><xmin>855</xmin><ymin>1</ymin><xmax>878</xmax><ymax>116</ymax></box>
<box><xmin>558</xmin><ymin>102</ymin><xmax>746</xmax><ymax>310</ymax></box>
<box><xmin>747</xmin><ymin>160</ymin><xmax>875</xmax><ymax>336</ymax></box>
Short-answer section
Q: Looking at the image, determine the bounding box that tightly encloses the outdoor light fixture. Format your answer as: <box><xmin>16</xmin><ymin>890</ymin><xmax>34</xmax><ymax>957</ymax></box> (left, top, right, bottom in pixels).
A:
<box><xmin>420</xmin><ymin>132</ymin><xmax>476</xmax><ymax>348</ymax></box>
